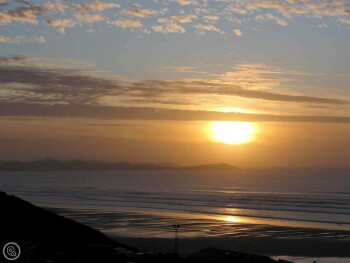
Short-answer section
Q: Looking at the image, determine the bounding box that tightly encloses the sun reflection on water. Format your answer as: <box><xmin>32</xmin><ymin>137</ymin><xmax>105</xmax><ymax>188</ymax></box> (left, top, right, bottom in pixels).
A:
<box><xmin>221</xmin><ymin>215</ymin><xmax>242</xmax><ymax>223</ymax></box>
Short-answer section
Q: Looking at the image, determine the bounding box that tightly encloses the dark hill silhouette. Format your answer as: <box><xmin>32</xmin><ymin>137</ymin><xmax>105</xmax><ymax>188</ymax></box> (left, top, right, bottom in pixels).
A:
<box><xmin>0</xmin><ymin>191</ymin><xmax>135</xmax><ymax>262</ymax></box>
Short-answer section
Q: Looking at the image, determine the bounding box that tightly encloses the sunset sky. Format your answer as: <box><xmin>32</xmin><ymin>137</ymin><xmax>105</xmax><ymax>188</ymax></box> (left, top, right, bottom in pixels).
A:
<box><xmin>1</xmin><ymin>0</ymin><xmax>350</xmax><ymax>168</ymax></box>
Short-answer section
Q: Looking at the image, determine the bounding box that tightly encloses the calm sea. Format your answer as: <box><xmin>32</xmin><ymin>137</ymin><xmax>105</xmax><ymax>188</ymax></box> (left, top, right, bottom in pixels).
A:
<box><xmin>1</xmin><ymin>169</ymin><xmax>350</xmax><ymax>231</ymax></box>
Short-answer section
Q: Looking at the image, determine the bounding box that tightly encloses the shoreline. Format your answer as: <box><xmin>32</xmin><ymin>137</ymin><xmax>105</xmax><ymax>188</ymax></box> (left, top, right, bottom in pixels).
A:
<box><xmin>47</xmin><ymin>205</ymin><xmax>350</xmax><ymax>232</ymax></box>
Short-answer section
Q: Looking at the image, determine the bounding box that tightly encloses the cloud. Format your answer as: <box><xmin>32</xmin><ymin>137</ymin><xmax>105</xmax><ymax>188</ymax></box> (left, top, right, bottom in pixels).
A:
<box><xmin>2</xmin><ymin>0</ymin><xmax>349</xmax><ymax>40</ymax></box>
<box><xmin>74</xmin><ymin>12</ymin><xmax>104</xmax><ymax>24</ymax></box>
<box><xmin>152</xmin><ymin>25</ymin><xmax>165</xmax><ymax>32</ymax></box>
<box><xmin>0</xmin><ymin>4</ymin><xmax>52</xmax><ymax>25</ymax></box>
<box><xmin>176</xmin><ymin>0</ymin><xmax>198</xmax><ymax>6</ymax></box>
<box><xmin>203</xmin><ymin>15</ymin><xmax>219</xmax><ymax>21</ymax></box>
<box><xmin>32</xmin><ymin>35</ymin><xmax>46</xmax><ymax>43</ymax></box>
<box><xmin>45</xmin><ymin>19</ymin><xmax>76</xmax><ymax>33</ymax></box>
<box><xmin>338</xmin><ymin>18</ymin><xmax>350</xmax><ymax>24</ymax></box>
<box><xmin>0</xmin><ymin>35</ymin><xmax>46</xmax><ymax>43</ymax></box>
<box><xmin>247</xmin><ymin>1</ymin><xmax>289</xmax><ymax>16</ymax></box>
<box><xmin>152</xmin><ymin>15</ymin><xmax>198</xmax><ymax>34</ymax></box>
<box><xmin>109</xmin><ymin>19</ymin><xmax>143</xmax><ymax>29</ymax></box>
<box><xmin>171</xmin><ymin>15</ymin><xmax>197</xmax><ymax>23</ymax></box>
<box><xmin>194</xmin><ymin>23</ymin><xmax>222</xmax><ymax>35</ymax></box>
<box><xmin>45</xmin><ymin>19</ymin><xmax>75</xmax><ymax>27</ymax></box>
<box><xmin>225</xmin><ymin>0</ymin><xmax>349</xmax><ymax>28</ymax></box>
<box><xmin>122</xmin><ymin>8</ymin><xmax>157</xmax><ymax>18</ymax></box>
<box><xmin>242</xmin><ymin>0</ymin><xmax>349</xmax><ymax>18</ymax></box>
<box><xmin>153</xmin><ymin>18</ymin><xmax>185</xmax><ymax>33</ymax></box>
<box><xmin>75</xmin><ymin>1</ymin><xmax>120</xmax><ymax>12</ymax></box>
<box><xmin>83</xmin><ymin>123</ymin><xmax>151</xmax><ymax>127</ymax></box>
<box><xmin>218</xmin><ymin>63</ymin><xmax>289</xmax><ymax>90</ymax></box>
<box><xmin>0</xmin><ymin>56</ymin><xmax>347</xmax><ymax>109</ymax></box>
<box><xmin>0</xmin><ymin>56</ymin><xmax>27</xmax><ymax>64</ymax></box>
<box><xmin>255</xmin><ymin>14</ymin><xmax>288</xmax><ymax>26</ymax></box>
<box><xmin>0</xmin><ymin>56</ymin><xmax>93</xmax><ymax>69</ymax></box>
<box><xmin>0</xmin><ymin>35</ymin><xmax>23</xmax><ymax>43</ymax></box>
<box><xmin>233</xmin><ymin>29</ymin><xmax>242</xmax><ymax>36</ymax></box>
<box><xmin>1</xmin><ymin>102</ymin><xmax>350</xmax><ymax>123</ymax></box>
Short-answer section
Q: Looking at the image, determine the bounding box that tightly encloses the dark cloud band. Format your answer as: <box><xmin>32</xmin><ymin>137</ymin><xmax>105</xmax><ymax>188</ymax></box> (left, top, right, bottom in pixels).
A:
<box><xmin>1</xmin><ymin>102</ymin><xmax>350</xmax><ymax>123</ymax></box>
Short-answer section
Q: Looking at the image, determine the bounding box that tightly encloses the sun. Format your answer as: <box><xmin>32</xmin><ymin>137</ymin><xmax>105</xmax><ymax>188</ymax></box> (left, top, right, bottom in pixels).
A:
<box><xmin>209</xmin><ymin>122</ymin><xmax>255</xmax><ymax>145</ymax></box>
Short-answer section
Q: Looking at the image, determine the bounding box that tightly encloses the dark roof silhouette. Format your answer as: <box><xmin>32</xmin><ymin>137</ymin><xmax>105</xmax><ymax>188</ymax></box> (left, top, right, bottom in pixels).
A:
<box><xmin>186</xmin><ymin>247</ymin><xmax>280</xmax><ymax>263</ymax></box>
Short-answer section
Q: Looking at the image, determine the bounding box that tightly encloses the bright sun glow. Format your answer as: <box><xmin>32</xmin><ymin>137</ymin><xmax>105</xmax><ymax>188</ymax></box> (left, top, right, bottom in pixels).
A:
<box><xmin>210</xmin><ymin>122</ymin><xmax>255</xmax><ymax>145</ymax></box>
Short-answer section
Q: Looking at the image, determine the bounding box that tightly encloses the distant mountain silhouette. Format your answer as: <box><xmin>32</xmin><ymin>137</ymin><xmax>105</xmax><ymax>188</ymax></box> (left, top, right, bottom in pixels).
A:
<box><xmin>0</xmin><ymin>158</ymin><xmax>238</xmax><ymax>171</ymax></box>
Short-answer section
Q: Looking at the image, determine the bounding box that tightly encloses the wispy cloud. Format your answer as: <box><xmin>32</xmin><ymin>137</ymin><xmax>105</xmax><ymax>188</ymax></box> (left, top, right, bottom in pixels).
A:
<box><xmin>109</xmin><ymin>19</ymin><xmax>143</xmax><ymax>29</ymax></box>
<box><xmin>0</xmin><ymin>56</ymin><xmax>347</xmax><ymax>112</ymax></box>
<box><xmin>0</xmin><ymin>35</ymin><xmax>46</xmax><ymax>43</ymax></box>
<box><xmin>0</xmin><ymin>35</ymin><xmax>24</xmax><ymax>43</ymax></box>
<box><xmin>75</xmin><ymin>1</ymin><xmax>119</xmax><ymax>12</ymax></box>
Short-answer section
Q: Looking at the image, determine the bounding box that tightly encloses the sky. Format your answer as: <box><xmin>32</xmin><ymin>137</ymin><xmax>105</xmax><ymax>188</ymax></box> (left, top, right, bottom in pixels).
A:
<box><xmin>0</xmin><ymin>0</ymin><xmax>350</xmax><ymax>168</ymax></box>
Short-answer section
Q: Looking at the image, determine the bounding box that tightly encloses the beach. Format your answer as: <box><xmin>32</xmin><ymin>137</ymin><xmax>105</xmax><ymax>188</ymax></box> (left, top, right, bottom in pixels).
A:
<box><xmin>1</xmin><ymin>169</ymin><xmax>350</xmax><ymax>261</ymax></box>
<box><xmin>47</xmin><ymin>207</ymin><xmax>350</xmax><ymax>260</ymax></box>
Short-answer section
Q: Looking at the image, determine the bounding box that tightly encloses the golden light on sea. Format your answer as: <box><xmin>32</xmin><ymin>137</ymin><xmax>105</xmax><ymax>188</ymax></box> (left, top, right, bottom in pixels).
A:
<box><xmin>221</xmin><ymin>216</ymin><xmax>242</xmax><ymax>223</ymax></box>
<box><xmin>209</xmin><ymin>121</ymin><xmax>256</xmax><ymax>145</ymax></box>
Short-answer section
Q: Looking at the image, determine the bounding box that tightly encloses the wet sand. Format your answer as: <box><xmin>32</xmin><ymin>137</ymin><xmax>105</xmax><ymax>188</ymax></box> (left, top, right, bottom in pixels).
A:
<box><xmin>49</xmin><ymin>206</ymin><xmax>350</xmax><ymax>259</ymax></box>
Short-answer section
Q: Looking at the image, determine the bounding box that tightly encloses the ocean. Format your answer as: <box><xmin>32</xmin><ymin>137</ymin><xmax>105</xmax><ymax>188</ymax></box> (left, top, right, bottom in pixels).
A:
<box><xmin>1</xmin><ymin>169</ymin><xmax>350</xmax><ymax>231</ymax></box>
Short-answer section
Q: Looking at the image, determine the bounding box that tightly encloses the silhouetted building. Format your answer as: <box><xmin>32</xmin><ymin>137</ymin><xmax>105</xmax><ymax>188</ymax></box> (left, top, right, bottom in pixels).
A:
<box><xmin>186</xmin><ymin>247</ymin><xmax>282</xmax><ymax>263</ymax></box>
